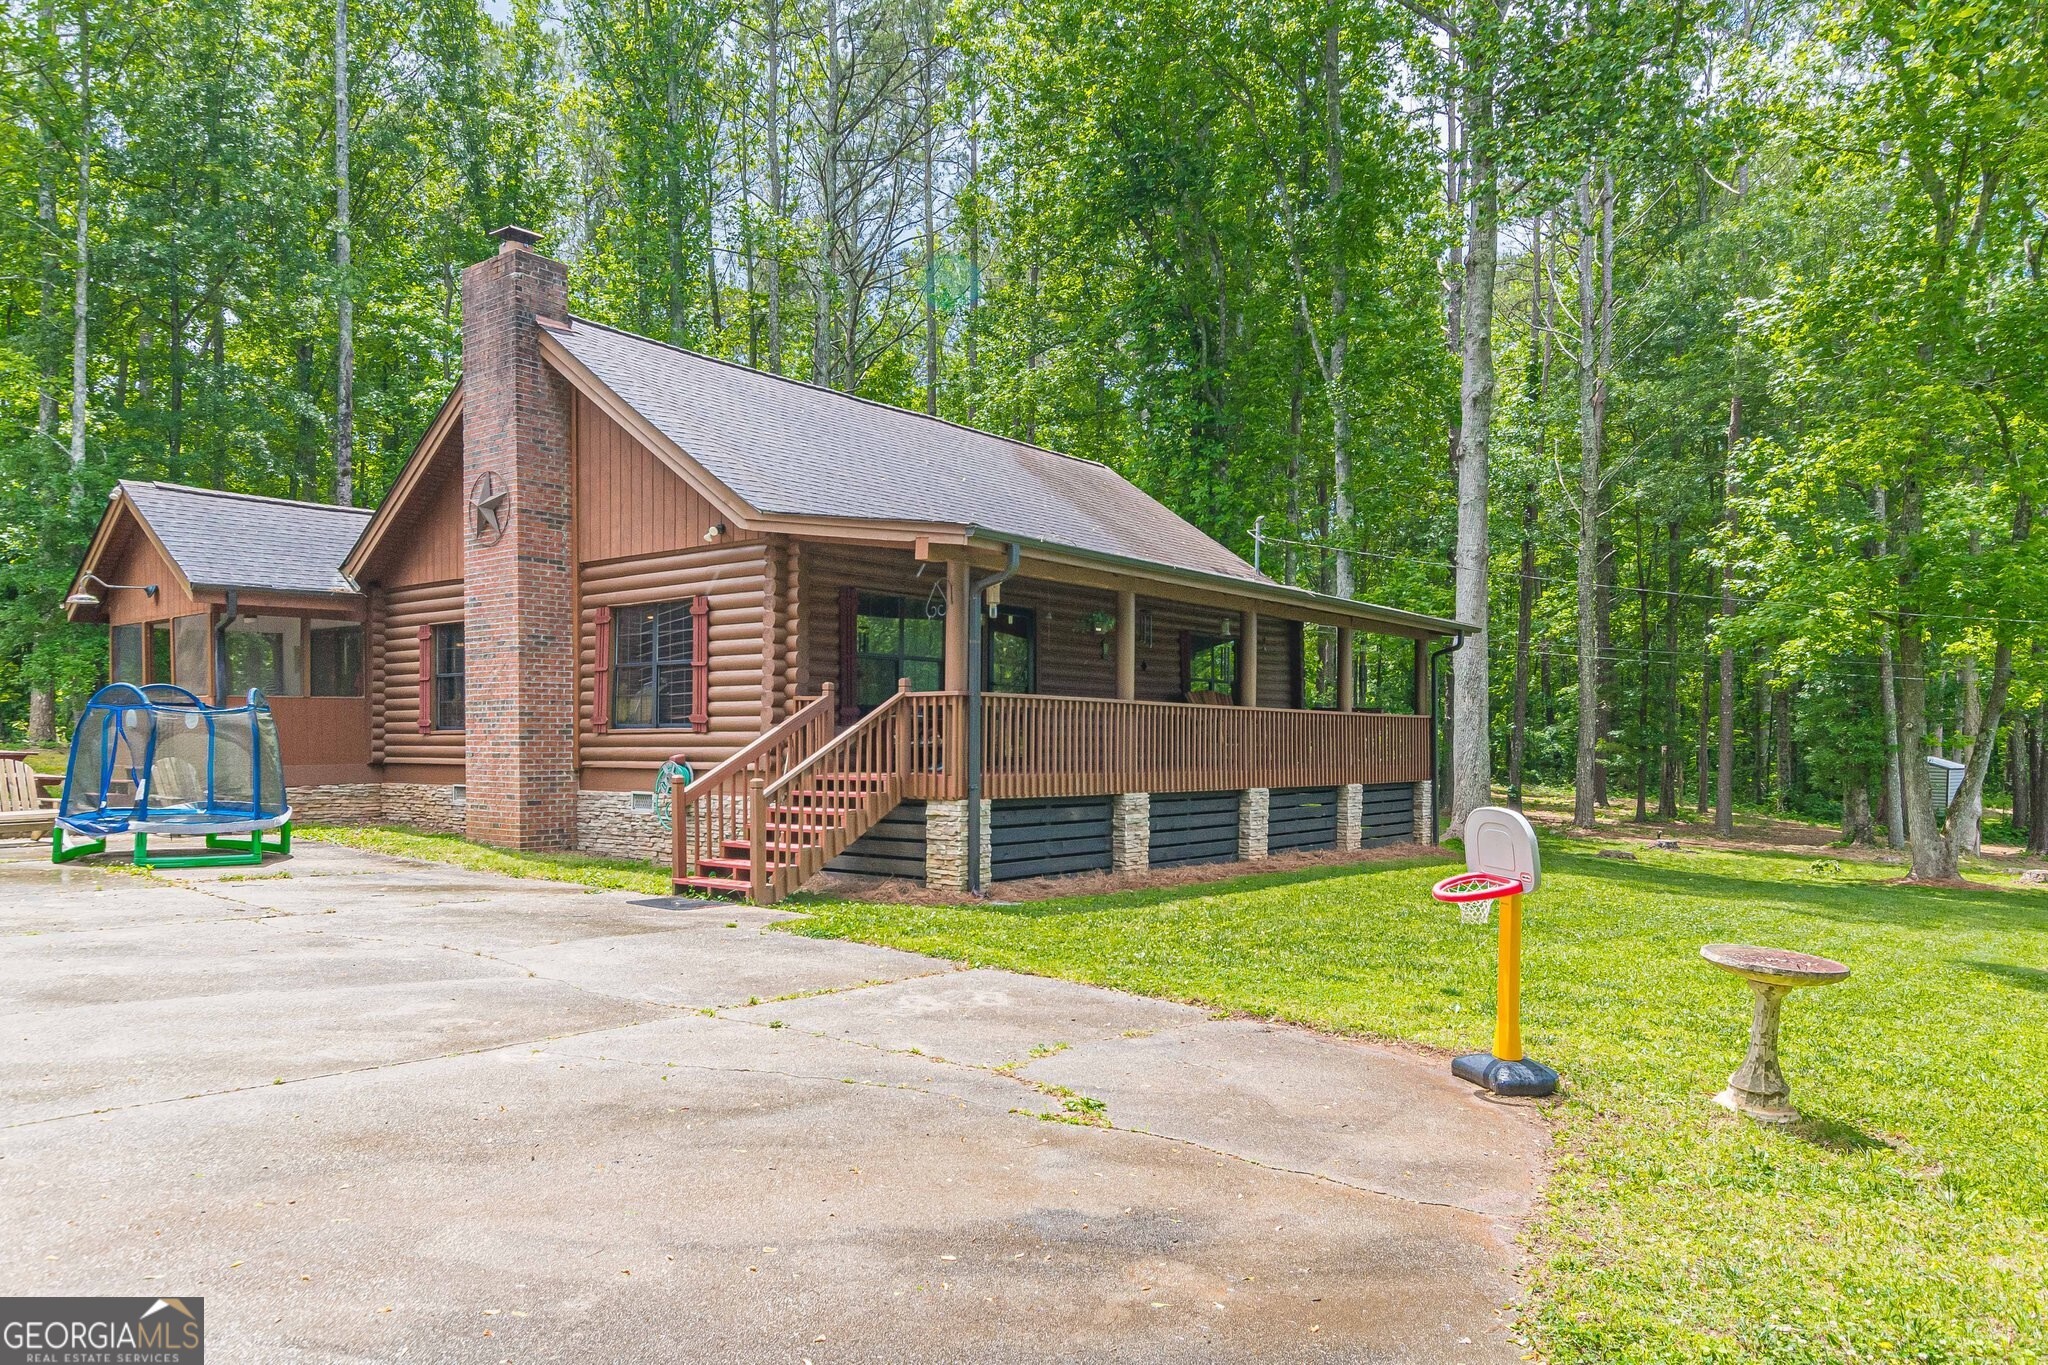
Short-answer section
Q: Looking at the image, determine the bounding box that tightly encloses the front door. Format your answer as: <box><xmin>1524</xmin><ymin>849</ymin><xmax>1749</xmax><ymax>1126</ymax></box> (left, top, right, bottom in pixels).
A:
<box><xmin>984</xmin><ymin>604</ymin><xmax>1036</xmax><ymax>693</ymax></box>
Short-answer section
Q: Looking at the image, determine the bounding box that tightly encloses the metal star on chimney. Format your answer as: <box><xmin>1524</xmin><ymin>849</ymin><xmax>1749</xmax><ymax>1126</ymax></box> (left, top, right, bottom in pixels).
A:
<box><xmin>469</xmin><ymin>471</ymin><xmax>508</xmax><ymax>546</ymax></box>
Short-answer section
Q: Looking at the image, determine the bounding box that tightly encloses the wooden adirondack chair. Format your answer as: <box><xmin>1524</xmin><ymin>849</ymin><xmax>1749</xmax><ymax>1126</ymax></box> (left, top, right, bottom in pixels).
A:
<box><xmin>0</xmin><ymin>758</ymin><xmax>56</xmax><ymax>841</ymax></box>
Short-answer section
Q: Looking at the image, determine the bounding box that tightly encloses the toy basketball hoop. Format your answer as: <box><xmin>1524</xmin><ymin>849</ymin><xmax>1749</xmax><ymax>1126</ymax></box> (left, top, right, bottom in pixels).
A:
<box><xmin>1431</xmin><ymin>806</ymin><xmax>1557</xmax><ymax>1098</ymax></box>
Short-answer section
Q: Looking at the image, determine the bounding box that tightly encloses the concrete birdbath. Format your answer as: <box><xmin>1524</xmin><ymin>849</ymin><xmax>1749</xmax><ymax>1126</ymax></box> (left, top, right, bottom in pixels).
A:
<box><xmin>1700</xmin><ymin>944</ymin><xmax>1850</xmax><ymax>1124</ymax></box>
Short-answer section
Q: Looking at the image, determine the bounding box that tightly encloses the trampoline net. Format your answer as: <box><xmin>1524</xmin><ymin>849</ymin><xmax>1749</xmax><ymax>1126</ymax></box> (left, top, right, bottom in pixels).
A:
<box><xmin>60</xmin><ymin>684</ymin><xmax>289</xmax><ymax>835</ymax></box>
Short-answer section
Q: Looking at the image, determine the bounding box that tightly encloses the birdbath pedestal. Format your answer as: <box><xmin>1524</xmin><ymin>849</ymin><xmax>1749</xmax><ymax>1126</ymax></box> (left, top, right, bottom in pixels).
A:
<box><xmin>1700</xmin><ymin>944</ymin><xmax>1850</xmax><ymax>1124</ymax></box>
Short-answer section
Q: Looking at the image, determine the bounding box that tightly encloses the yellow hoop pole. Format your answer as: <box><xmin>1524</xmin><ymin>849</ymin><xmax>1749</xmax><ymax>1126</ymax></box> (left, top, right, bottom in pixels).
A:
<box><xmin>1493</xmin><ymin>892</ymin><xmax>1524</xmax><ymax>1062</ymax></box>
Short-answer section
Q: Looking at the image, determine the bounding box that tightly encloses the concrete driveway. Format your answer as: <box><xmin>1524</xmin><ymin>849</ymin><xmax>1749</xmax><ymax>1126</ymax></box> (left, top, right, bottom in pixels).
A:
<box><xmin>0</xmin><ymin>839</ymin><xmax>1547</xmax><ymax>1363</ymax></box>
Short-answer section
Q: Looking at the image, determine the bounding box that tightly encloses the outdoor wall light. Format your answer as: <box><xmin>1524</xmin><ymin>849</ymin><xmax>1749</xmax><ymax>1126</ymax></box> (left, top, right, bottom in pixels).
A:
<box><xmin>65</xmin><ymin>573</ymin><xmax>159</xmax><ymax>608</ymax></box>
<box><xmin>703</xmin><ymin>522</ymin><xmax>727</xmax><ymax>541</ymax></box>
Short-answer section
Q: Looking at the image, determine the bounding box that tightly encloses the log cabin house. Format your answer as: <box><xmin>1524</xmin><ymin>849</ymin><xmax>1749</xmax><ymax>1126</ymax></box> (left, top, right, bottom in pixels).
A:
<box><xmin>69</xmin><ymin>227</ymin><xmax>1465</xmax><ymax>902</ymax></box>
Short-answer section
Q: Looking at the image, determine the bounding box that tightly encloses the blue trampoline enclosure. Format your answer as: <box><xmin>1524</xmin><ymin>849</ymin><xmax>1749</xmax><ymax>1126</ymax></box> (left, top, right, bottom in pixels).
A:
<box><xmin>54</xmin><ymin>683</ymin><xmax>292</xmax><ymax>868</ymax></box>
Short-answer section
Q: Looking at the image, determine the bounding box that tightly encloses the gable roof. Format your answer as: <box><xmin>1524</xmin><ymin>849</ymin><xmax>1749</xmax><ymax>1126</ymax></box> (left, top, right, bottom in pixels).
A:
<box><xmin>547</xmin><ymin>319</ymin><xmax>1266</xmax><ymax>586</ymax></box>
<box><xmin>109</xmin><ymin>481</ymin><xmax>370</xmax><ymax>597</ymax></box>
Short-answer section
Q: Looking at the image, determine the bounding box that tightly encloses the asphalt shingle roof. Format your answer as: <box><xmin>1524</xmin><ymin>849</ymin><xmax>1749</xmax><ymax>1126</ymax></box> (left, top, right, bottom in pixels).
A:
<box><xmin>121</xmin><ymin>481</ymin><xmax>370</xmax><ymax>596</ymax></box>
<box><xmin>550</xmin><ymin>319</ymin><xmax>1268</xmax><ymax>586</ymax></box>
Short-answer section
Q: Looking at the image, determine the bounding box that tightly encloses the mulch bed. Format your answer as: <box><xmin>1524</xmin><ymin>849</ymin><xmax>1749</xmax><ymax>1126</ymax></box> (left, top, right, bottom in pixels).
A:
<box><xmin>801</xmin><ymin>841</ymin><xmax>1442</xmax><ymax>907</ymax></box>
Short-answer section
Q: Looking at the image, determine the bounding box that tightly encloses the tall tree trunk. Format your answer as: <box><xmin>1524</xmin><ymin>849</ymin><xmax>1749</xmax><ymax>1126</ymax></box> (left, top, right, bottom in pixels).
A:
<box><xmin>1658</xmin><ymin>520</ymin><xmax>1681</xmax><ymax>819</ymax></box>
<box><xmin>69</xmin><ymin>0</ymin><xmax>92</xmax><ymax>469</ymax></box>
<box><xmin>1448</xmin><ymin>82</ymin><xmax>1498</xmax><ymax>830</ymax></box>
<box><xmin>764</xmin><ymin>0</ymin><xmax>783</xmax><ymax>373</ymax></box>
<box><xmin>1697</xmin><ymin>627</ymin><xmax>1712</xmax><ymax>813</ymax></box>
<box><xmin>920</xmin><ymin>33</ymin><xmax>938</xmax><ymax>414</ymax></box>
<box><xmin>333</xmin><ymin>0</ymin><xmax>353</xmax><ymax>504</ymax></box>
<box><xmin>2011</xmin><ymin>712</ymin><xmax>2030</xmax><ymax>836</ymax></box>
<box><xmin>37</xmin><ymin>0</ymin><xmax>59</xmax><ymax>443</ymax></box>
<box><xmin>1570</xmin><ymin>166</ymin><xmax>1610</xmax><ymax>830</ymax></box>
<box><xmin>1843</xmin><ymin>782</ymin><xmax>1873</xmax><ymax>845</ymax></box>
<box><xmin>1773</xmin><ymin>685</ymin><xmax>1793</xmax><ymax>812</ymax></box>
<box><xmin>2029</xmin><ymin>701</ymin><xmax>2048</xmax><ymax>856</ymax></box>
<box><xmin>1509</xmin><ymin>493</ymin><xmax>1535</xmax><ymax>806</ymax></box>
<box><xmin>1871</xmin><ymin>487</ymin><xmax>1908</xmax><ymax>848</ymax></box>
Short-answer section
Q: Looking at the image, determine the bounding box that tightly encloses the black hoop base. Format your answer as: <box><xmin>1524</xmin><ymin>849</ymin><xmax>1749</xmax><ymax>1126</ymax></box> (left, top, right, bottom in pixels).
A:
<box><xmin>1453</xmin><ymin>1052</ymin><xmax>1559</xmax><ymax>1098</ymax></box>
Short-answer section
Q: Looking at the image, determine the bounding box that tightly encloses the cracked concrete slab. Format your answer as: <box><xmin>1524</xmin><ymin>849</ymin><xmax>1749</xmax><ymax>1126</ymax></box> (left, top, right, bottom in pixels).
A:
<box><xmin>0</xmin><ymin>839</ymin><xmax>1545</xmax><ymax>1361</ymax></box>
<box><xmin>1020</xmin><ymin>1020</ymin><xmax>1544</xmax><ymax>1217</ymax></box>
<box><xmin>726</xmin><ymin>967</ymin><xmax>1213</xmax><ymax>1068</ymax></box>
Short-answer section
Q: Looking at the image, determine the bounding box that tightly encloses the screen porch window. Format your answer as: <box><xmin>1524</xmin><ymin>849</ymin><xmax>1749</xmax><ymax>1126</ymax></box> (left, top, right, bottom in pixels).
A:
<box><xmin>853</xmin><ymin>592</ymin><xmax>945</xmax><ymax>711</ymax></box>
<box><xmin>149</xmin><ymin>623</ymin><xmax>172</xmax><ymax>685</ymax></box>
<box><xmin>609</xmin><ymin>600</ymin><xmax>696</xmax><ymax>729</ymax></box>
<box><xmin>1184</xmin><ymin>633</ymin><xmax>1236</xmax><ymax>703</ymax></box>
<box><xmin>172</xmin><ymin>614</ymin><xmax>208</xmax><ymax>691</ymax></box>
<box><xmin>223</xmin><ymin>615</ymin><xmax>306</xmax><ymax>697</ymax></box>
<box><xmin>431</xmin><ymin>624</ymin><xmax>465</xmax><ymax>731</ymax></box>
<box><xmin>110</xmin><ymin>624</ymin><xmax>143</xmax><ymax>684</ymax></box>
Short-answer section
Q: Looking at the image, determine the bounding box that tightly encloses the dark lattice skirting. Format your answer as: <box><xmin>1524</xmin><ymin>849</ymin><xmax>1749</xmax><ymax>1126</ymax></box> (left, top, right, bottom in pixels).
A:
<box><xmin>1360</xmin><ymin>783</ymin><xmax>1416</xmax><ymax>848</ymax></box>
<box><xmin>1268</xmin><ymin>786</ymin><xmax>1340</xmax><ymax>852</ymax></box>
<box><xmin>827</xmin><ymin>801</ymin><xmax>927</xmax><ymax>878</ymax></box>
<box><xmin>991</xmin><ymin>797</ymin><xmax>1114</xmax><ymax>881</ymax></box>
<box><xmin>1148</xmin><ymin>790</ymin><xmax>1242</xmax><ymax>868</ymax></box>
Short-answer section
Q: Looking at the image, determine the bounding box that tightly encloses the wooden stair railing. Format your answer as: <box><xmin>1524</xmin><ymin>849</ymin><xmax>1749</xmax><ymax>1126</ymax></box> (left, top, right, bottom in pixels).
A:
<box><xmin>671</xmin><ymin>686</ymin><xmax>836</xmax><ymax>891</ymax></box>
<box><xmin>675</xmin><ymin>683</ymin><xmax>917</xmax><ymax>908</ymax></box>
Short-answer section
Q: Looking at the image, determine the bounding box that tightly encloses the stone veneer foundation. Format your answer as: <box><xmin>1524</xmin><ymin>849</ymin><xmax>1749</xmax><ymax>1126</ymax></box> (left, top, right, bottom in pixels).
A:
<box><xmin>1110</xmin><ymin>792</ymin><xmax>1150</xmax><ymax>872</ymax></box>
<box><xmin>288</xmin><ymin>782</ymin><xmax>468</xmax><ymax>836</ymax></box>
<box><xmin>575</xmin><ymin>790</ymin><xmax>672</xmax><ymax>864</ymax></box>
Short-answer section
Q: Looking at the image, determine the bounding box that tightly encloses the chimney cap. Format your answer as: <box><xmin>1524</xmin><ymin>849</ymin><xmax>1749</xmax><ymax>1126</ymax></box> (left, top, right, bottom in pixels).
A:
<box><xmin>488</xmin><ymin>224</ymin><xmax>544</xmax><ymax>253</ymax></box>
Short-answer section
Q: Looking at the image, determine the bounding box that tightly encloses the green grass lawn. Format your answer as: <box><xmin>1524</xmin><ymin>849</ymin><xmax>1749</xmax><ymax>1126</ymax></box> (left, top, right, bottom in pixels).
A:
<box><xmin>782</xmin><ymin>839</ymin><xmax>2048</xmax><ymax>1363</ymax></box>
<box><xmin>299</xmin><ymin>820</ymin><xmax>2045</xmax><ymax>1361</ymax></box>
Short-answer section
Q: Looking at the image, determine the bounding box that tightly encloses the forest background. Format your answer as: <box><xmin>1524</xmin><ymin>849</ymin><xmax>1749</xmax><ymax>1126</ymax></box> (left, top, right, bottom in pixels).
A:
<box><xmin>2</xmin><ymin>0</ymin><xmax>2042</xmax><ymax>880</ymax></box>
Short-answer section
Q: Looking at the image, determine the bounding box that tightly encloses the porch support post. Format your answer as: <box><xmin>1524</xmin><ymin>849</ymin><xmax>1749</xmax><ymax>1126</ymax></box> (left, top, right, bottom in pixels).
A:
<box><xmin>1238</xmin><ymin>787</ymin><xmax>1269</xmax><ymax>860</ymax></box>
<box><xmin>1239</xmin><ymin>608</ymin><xmax>1259</xmax><ymax>707</ymax></box>
<box><xmin>944</xmin><ymin>559</ymin><xmax>971</xmax><ymax>692</ymax></box>
<box><xmin>1337</xmin><ymin>627</ymin><xmax>1356</xmax><ymax>712</ymax></box>
<box><xmin>1116</xmin><ymin>589</ymin><xmax>1138</xmax><ymax>700</ymax></box>
<box><xmin>1111</xmin><ymin>791</ymin><xmax>1149</xmax><ymax>872</ymax></box>
<box><xmin>1337</xmin><ymin>783</ymin><xmax>1364</xmax><ymax>851</ymax></box>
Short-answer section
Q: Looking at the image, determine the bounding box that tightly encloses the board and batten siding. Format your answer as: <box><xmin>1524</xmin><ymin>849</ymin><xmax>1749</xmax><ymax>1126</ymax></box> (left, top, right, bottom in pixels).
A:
<box><xmin>574</xmin><ymin>391</ymin><xmax>744</xmax><ymax>563</ymax></box>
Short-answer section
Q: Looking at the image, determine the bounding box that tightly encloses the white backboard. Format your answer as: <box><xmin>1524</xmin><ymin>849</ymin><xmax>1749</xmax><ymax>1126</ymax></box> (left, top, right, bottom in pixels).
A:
<box><xmin>1463</xmin><ymin>806</ymin><xmax>1540</xmax><ymax>894</ymax></box>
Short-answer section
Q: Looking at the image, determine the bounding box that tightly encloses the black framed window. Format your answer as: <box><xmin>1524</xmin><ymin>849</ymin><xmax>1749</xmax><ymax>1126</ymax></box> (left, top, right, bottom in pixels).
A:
<box><xmin>310</xmin><ymin>623</ymin><xmax>364</xmax><ymax>697</ymax></box>
<box><xmin>432</xmin><ymin>624</ymin><xmax>465</xmax><ymax>731</ymax></box>
<box><xmin>611</xmin><ymin>600</ymin><xmax>694</xmax><ymax>728</ymax></box>
<box><xmin>985</xmin><ymin>604</ymin><xmax>1036</xmax><ymax>693</ymax></box>
<box><xmin>855</xmin><ymin>593</ymin><xmax>945</xmax><ymax>709</ymax></box>
<box><xmin>1186</xmin><ymin>633</ymin><xmax>1236</xmax><ymax>701</ymax></box>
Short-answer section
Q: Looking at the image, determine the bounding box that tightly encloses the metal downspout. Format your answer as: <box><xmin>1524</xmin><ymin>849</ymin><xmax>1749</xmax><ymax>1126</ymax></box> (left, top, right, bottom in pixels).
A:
<box><xmin>964</xmin><ymin>543</ymin><xmax>1021</xmax><ymax>895</ymax></box>
<box><xmin>213</xmin><ymin>590</ymin><xmax>240</xmax><ymax>706</ymax></box>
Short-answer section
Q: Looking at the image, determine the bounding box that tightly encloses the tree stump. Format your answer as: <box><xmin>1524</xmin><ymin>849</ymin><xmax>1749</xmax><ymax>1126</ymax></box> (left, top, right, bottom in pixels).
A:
<box><xmin>1700</xmin><ymin>944</ymin><xmax>1850</xmax><ymax>1124</ymax></box>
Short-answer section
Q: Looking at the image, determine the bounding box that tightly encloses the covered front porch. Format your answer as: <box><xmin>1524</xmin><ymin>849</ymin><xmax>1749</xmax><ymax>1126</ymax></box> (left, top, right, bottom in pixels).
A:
<box><xmin>677</xmin><ymin>536</ymin><xmax>1455</xmax><ymax>903</ymax></box>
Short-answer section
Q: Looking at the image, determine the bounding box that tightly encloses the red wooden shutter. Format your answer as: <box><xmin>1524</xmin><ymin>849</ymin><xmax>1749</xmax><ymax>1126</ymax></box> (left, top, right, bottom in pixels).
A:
<box><xmin>592</xmin><ymin>605</ymin><xmax>612</xmax><ymax>735</ymax></box>
<box><xmin>837</xmin><ymin>586</ymin><xmax>860</xmax><ymax>723</ymax></box>
<box><xmin>416</xmin><ymin>625</ymin><xmax>434</xmax><ymax>733</ymax></box>
<box><xmin>690</xmin><ymin>596</ymin><xmax>711</xmax><ymax>732</ymax></box>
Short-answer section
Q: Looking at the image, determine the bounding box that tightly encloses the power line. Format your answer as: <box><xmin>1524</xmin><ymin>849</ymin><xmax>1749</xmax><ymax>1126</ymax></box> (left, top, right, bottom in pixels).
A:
<box><xmin>1258</xmin><ymin>532</ymin><xmax>2048</xmax><ymax>630</ymax></box>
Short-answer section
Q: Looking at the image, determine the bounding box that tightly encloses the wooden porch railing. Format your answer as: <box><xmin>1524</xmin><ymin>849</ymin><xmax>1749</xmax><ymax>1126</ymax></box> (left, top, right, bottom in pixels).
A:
<box><xmin>671</xmin><ymin>686</ymin><xmax>837</xmax><ymax>877</ymax></box>
<box><xmin>679</xmin><ymin>687</ymin><xmax>1431</xmax><ymax>903</ymax></box>
<box><xmin>895</xmin><ymin>693</ymin><xmax>1429</xmax><ymax>801</ymax></box>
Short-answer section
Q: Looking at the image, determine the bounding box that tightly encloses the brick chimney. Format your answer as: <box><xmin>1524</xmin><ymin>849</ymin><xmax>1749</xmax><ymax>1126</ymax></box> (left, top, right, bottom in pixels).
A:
<box><xmin>460</xmin><ymin>226</ymin><xmax>576</xmax><ymax>849</ymax></box>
